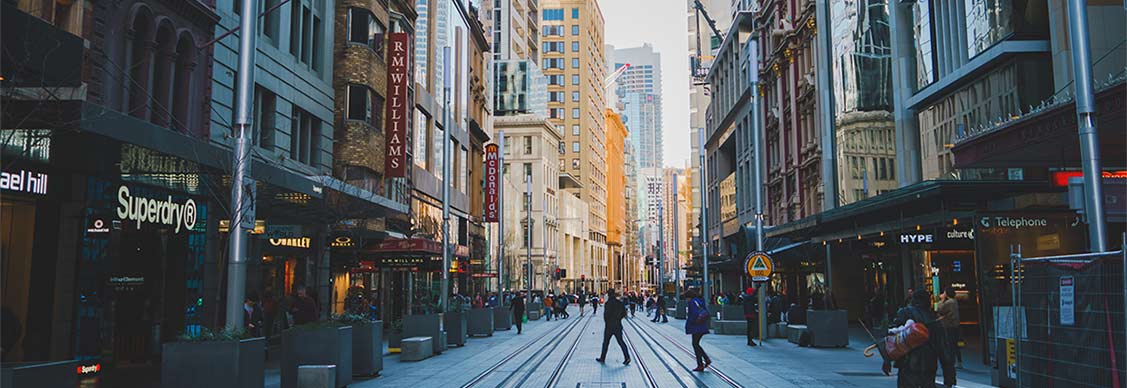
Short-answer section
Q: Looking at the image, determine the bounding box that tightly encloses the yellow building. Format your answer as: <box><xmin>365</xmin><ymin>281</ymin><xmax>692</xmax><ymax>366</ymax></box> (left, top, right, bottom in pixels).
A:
<box><xmin>604</xmin><ymin>109</ymin><xmax>627</xmax><ymax>290</ymax></box>
<box><xmin>540</xmin><ymin>0</ymin><xmax>609</xmax><ymax>290</ymax></box>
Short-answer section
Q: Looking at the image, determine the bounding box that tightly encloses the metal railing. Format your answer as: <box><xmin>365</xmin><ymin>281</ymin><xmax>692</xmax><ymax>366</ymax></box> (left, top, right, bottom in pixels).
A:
<box><xmin>1008</xmin><ymin>241</ymin><xmax>1127</xmax><ymax>387</ymax></box>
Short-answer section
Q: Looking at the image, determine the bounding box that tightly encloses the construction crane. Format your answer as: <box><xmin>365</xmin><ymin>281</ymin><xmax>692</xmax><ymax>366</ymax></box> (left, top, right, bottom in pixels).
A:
<box><xmin>692</xmin><ymin>0</ymin><xmax>724</xmax><ymax>83</ymax></box>
<box><xmin>693</xmin><ymin>0</ymin><xmax>724</xmax><ymax>45</ymax></box>
<box><xmin>605</xmin><ymin>62</ymin><xmax>631</xmax><ymax>90</ymax></box>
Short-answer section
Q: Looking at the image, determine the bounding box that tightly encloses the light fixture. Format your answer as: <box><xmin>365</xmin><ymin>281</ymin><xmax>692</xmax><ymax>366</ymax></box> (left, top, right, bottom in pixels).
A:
<box><xmin>857</xmin><ymin>234</ymin><xmax>862</xmax><ymax>240</ymax></box>
<box><xmin>953</xmin><ymin>218</ymin><xmax>959</xmax><ymax>226</ymax></box>
<box><xmin>916</xmin><ymin>225</ymin><xmax>921</xmax><ymax>231</ymax></box>
<box><xmin>880</xmin><ymin>231</ymin><xmax>885</xmax><ymax>237</ymax></box>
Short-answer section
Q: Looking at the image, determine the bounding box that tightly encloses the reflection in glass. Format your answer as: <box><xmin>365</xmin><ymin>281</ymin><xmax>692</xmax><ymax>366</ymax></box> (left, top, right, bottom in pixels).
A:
<box><xmin>913</xmin><ymin>1</ymin><xmax>936</xmax><ymax>90</ymax></box>
<box><xmin>829</xmin><ymin>0</ymin><xmax>899</xmax><ymax>205</ymax></box>
<box><xmin>964</xmin><ymin>0</ymin><xmax>1012</xmax><ymax>58</ymax></box>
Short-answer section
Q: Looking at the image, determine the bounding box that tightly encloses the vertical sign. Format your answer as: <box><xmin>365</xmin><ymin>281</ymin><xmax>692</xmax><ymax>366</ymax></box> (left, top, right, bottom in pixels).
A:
<box><xmin>1059</xmin><ymin>275</ymin><xmax>1075</xmax><ymax>326</ymax></box>
<box><xmin>384</xmin><ymin>32</ymin><xmax>410</xmax><ymax>177</ymax></box>
<box><xmin>484</xmin><ymin>143</ymin><xmax>500</xmax><ymax>222</ymax></box>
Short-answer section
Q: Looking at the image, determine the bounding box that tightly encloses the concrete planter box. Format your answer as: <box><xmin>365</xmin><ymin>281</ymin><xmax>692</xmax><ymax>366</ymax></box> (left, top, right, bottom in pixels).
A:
<box><xmin>161</xmin><ymin>337</ymin><xmax>265</xmax><ymax>388</ymax></box>
<box><xmin>1</xmin><ymin>360</ymin><xmax>80</xmax><ymax>388</ymax></box>
<box><xmin>387</xmin><ymin>330</ymin><xmax>402</xmax><ymax>350</ymax></box>
<box><xmin>351</xmin><ymin>321</ymin><xmax>382</xmax><ymax>377</ymax></box>
<box><xmin>402</xmin><ymin>314</ymin><xmax>444</xmax><ymax>355</ymax></box>
<box><xmin>806</xmin><ymin>310</ymin><xmax>848</xmax><ymax>347</ymax></box>
<box><xmin>444</xmin><ymin>312</ymin><xmax>467</xmax><ymax>347</ymax></box>
<box><xmin>281</xmin><ymin>325</ymin><xmax>353</xmax><ymax>388</ymax></box>
<box><xmin>527</xmin><ymin>302</ymin><xmax>542</xmax><ymax>320</ymax></box>
<box><xmin>720</xmin><ymin>306</ymin><xmax>744</xmax><ymax>321</ymax></box>
<box><xmin>468</xmin><ymin>308</ymin><xmax>495</xmax><ymax>336</ymax></box>
<box><xmin>494</xmin><ymin>307</ymin><xmax>512</xmax><ymax>330</ymax></box>
<box><xmin>708</xmin><ymin>320</ymin><xmax>748</xmax><ymax>335</ymax></box>
<box><xmin>673</xmin><ymin>300</ymin><xmax>687</xmax><ymax>319</ymax></box>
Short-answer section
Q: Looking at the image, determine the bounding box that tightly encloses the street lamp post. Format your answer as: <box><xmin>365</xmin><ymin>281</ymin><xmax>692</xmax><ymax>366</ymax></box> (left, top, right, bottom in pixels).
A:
<box><xmin>525</xmin><ymin>175</ymin><xmax>533</xmax><ymax>305</ymax></box>
<box><xmin>225</xmin><ymin>0</ymin><xmax>257</xmax><ymax>330</ymax></box>
<box><xmin>440</xmin><ymin>47</ymin><xmax>451</xmax><ymax>320</ymax></box>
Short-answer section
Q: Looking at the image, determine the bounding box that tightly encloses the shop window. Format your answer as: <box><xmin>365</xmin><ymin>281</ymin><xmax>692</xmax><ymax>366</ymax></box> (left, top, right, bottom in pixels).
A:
<box><xmin>346</xmin><ymin>83</ymin><xmax>383</xmax><ymax>128</ymax></box>
<box><xmin>348</xmin><ymin>8</ymin><xmax>385</xmax><ymax>58</ymax></box>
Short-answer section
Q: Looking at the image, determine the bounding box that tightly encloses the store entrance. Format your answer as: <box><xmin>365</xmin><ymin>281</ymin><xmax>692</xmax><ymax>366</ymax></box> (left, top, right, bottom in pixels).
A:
<box><xmin>112</xmin><ymin>228</ymin><xmax>187</xmax><ymax>364</ymax></box>
<box><xmin>0</xmin><ymin>199</ymin><xmax>36</xmax><ymax>361</ymax></box>
<box><xmin>380</xmin><ymin>270</ymin><xmax>410</xmax><ymax>324</ymax></box>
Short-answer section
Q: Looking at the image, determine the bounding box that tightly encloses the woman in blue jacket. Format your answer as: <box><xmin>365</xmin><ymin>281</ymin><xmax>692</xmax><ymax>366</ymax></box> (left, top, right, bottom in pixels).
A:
<box><xmin>684</xmin><ymin>288</ymin><xmax>712</xmax><ymax>372</ymax></box>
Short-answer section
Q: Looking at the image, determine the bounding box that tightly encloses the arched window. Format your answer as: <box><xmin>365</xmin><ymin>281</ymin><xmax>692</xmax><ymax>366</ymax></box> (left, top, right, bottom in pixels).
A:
<box><xmin>126</xmin><ymin>7</ymin><xmax>155</xmax><ymax>120</ymax></box>
<box><xmin>172</xmin><ymin>32</ymin><xmax>197</xmax><ymax>134</ymax></box>
<box><xmin>151</xmin><ymin>21</ymin><xmax>177</xmax><ymax>127</ymax></box>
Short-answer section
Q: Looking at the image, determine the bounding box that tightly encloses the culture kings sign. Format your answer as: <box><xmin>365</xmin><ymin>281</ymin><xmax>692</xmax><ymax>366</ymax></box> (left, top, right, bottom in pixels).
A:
<box><xmin>384</xmin><ymin>32</ymin><xmax>411</xmax><ymax>177</ymax></box>
<box><xmin>116</xmin><ymin>185</ymin><xmax>197</xmax><ymax>233</ymax></box>
<box><xmin>484</xmin><ymin>143</ymin><xmax>500</xmax><ymax>222</ymax></box>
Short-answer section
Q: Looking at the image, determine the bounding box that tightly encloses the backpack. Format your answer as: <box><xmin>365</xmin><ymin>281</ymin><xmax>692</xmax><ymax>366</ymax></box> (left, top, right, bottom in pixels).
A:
<box><xmin>882</xmin><ymin>306</ymin><xmax>932</xmax><ymax>361</ymax></box>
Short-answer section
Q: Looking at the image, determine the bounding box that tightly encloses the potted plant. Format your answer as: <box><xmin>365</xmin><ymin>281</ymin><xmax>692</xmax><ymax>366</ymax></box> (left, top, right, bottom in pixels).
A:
<box><xmin>467</xmin><ymin>305</ymin><xmax>494</xmax><ymax>337</ymax></box>
<box><xmin>335</xmin><ymin>314</ymin><xmax>382</xmax><ymax>377</ymax></box>
<box><xmin>386</xmin><ymin>319</ymin><xmax>404</xmax><ymax>351</ymax></box>
<box><xmin>161</xmin><ymin>328</ymin><xmax>265</xmax><ymax>388</ymax></box>
<box><xmin>444</xmin><ymin>298</ymin><xmax>468</xmax><ymax>347</ymax></box>
<box><xmin>280</xmin><ymin>321</ymin><xmax>353</xmax><ymax>388</ymax></box>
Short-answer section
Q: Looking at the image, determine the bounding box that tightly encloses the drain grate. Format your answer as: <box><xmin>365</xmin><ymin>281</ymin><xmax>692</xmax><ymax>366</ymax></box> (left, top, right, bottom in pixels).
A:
<box><xmin>576</xmin><ymin>383</ymin><xmax>627</xmax><ymax>388</ymax></box>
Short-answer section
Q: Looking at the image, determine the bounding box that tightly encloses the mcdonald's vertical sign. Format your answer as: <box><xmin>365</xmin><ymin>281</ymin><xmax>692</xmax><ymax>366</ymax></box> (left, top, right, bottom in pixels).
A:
<box><xmin>384</xmin><ymin>32</ymin><xmax>410</xmax><ymax>177</ymax></box>
<box><xmin>484</xmin><ymin>143</ymin><xmax>500</xmax><ymax>222</ymax></box>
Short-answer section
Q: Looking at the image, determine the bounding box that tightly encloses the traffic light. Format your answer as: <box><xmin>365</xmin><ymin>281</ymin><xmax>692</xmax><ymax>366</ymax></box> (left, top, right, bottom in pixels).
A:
<box><xmin>560</xmin><ymin>268</ymin><xmax>567</xmax><ymax>279</ymax></box>
<box><xmin>554</xmin><ymin>268</ymin><xmax>561</xmax><ymax>279</ymax></box>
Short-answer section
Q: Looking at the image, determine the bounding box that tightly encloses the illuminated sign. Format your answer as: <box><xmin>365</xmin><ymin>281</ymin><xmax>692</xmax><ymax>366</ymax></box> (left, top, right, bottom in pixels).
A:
<box><xmin>269</xmin><ymin>237</ymin><xmax>311</xmax><ymax>248</ymax></box>
<box><xmin>1050</xmin><ymin>170</ymin><xmax>1127</xmax><ymax>187</ymax></box>
<box><xmin>945</xmin><ymin>229</ymin><xmax>974</xmax><ymax>240</ymax></box>
<box><xmin>331</xmin><ymin>236</ymin><xmax>355</xmax><ymax>247</ymax></box>
<box><xmin>1</xmin><ymin>169</ymin><xmax>48</xmax><ymax>195</ymax></box>
<box><xmin>87</xmin><ymin>218</ymin><xmax>110</xmax><ymax>233</ymax></box>
<box><xmin>384</xmin><ymin>32</ymin><xmax>411</xmax><ymax>177</ymax></box>
<box><xmin>77</xmin><ymin>363</ymin><xmax>101</xmax><ymax>375</ymax></box>
<box><xmin>116</xmin><ymin>186</ymin><xmax>196</xmax><ymax>233</ymax></box>
<box><xmin>744</xmin><ymin>251</ymin><xmax>773</xmax><ymax>281</ymax></box>
<box><xmin>484</xmin><ymin>143</ymin><xmax>501</xmax><ymax>222</ymax></box>
<box><xmin>899</xmin><ymin>233</ymin><xmax>934</xmax><ymax>244</ymax></box>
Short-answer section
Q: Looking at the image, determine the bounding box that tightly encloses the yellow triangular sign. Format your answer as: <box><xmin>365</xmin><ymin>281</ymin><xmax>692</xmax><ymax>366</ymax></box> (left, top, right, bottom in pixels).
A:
<box><xmin>751</xmin><ymin>256</ymin><xmax>769</xmax><ymax>271</ymax></box>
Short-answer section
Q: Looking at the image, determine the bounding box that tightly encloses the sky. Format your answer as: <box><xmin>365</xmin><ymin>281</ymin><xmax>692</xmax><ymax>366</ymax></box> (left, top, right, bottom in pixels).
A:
<box><xmin>601</xmin><ymin>0</ymin><xmax>691</xmax><ymax>169</ymax></box>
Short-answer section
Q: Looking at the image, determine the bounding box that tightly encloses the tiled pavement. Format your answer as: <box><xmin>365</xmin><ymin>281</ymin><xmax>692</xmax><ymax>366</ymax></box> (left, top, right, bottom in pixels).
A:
<box><xmin>263</xmin><ymin>306</ymin><xmax>996</xmax><ymax>387</ymax></box>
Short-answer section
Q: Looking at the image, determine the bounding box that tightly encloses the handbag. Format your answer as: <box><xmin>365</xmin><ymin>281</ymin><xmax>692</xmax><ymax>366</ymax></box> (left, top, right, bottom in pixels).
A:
<box><xmin>693</xmin><ymin>299</ymin><xmax>711</xmax><ymax>324</ymax></box>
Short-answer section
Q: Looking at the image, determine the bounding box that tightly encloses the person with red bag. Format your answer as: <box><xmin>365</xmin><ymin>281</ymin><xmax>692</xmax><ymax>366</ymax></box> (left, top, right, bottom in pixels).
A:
<box><xmin>881</xmin><ymin>289</ymin><xmax>956</xmax><ymax>388</ymax></box>
<box><xmin>684</xmin><ymin>288</ymin><xmax>712</xmax><ymax>372</ymax></box>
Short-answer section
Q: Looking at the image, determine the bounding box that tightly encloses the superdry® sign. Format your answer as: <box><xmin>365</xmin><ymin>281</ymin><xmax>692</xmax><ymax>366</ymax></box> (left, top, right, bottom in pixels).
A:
<box><xmin>116</xmin><ymin>185</ymin><xmax>196</xmax><ymax>233</ymax></box>
<box><xmin>384</xmin><ymin>32</ymin><xmax>410</xmax><ymax>177</ymax></box>
<box><xmin>484</xmin><ymin>143</ymin><xmax>500</xmax><ymax>222</ymax></box>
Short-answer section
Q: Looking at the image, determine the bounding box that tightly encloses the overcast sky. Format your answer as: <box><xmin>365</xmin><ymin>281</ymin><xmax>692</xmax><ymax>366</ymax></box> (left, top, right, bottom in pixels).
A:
<box><xmin>601</xmin><ymin>0</ymin><xmax>691</xmax><ymax>169</ymax></box>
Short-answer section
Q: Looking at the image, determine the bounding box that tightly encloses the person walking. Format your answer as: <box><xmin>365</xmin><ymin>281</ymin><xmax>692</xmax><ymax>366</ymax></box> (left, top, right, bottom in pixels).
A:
<box><xmin>652</xmin><ymin>294</ymin><xmax>668</xmax><ymax>323</ymax></box>
<box><xmin>590</xmin><ymin>294</ymin><xmax>599</xmax><ymax>315</ymax></box>
<box><xmin>742</xmin><ymin>287</ymin><xmax>758</xmax><ymax>346</ymax></box>
<box><xmin>596</xmin><ymin>289</ymin><xmax>630</xmax><ymax>365</ymax></box>
<box><xmin>511</xmin><ymin>292</ymin><xmax>526</xmax><ymax>334</ymax></box>
<box><xmin>685</xmin><ymin>288</ymin><xmax>712</xmax><ymax>372</ymax></box>
<box><xmin>882</xmin><ymin>289</ymin><xmax>955</xmax><ymax>387</ymax></box>
<box><xmin>544</xmin><ymin>294</ymin><xmax>554</xmax><ymax>321</ymax></box>
<box><xmin>244</xmin><ymin>295</ymin><xmax>264</xmax><ymax>337</ymax></box>
<box><xmin>937</xmin><ymin>287</ymin><xmax>962</xmax><ymax>369</ymax></box>
<box><xmin>291</xmin><ymin>286</ymin><xmax>319</xmax><ymax>325</ymax></box>
<box><xmin>578</xmin><ymin>291</ymin><xmax>587</xmax><ymax>316</ymax></box>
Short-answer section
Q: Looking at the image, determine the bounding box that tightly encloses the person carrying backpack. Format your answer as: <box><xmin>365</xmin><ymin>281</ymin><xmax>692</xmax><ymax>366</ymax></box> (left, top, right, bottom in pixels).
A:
<box><xmin>882</xmin><ymin>289</ymin><xmax>955</xmax><ymax>387</ymax></box>
<box><xmin>685</xmin><ymin>288</ymin><xmax>712</xmax><ymax>372</ymax></box>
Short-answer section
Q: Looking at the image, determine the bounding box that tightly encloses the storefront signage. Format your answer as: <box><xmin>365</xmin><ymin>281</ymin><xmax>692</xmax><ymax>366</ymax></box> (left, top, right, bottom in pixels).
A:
<box><xmin>331</xmin><ymin>236</ymin><xmax>356</xmax><ymax>247</ymax></box>
<box><xmin>265</xmin><ymin>225</ymin><xmax>303</xmax><ymax>239</ymax></box>
<box><xmin>76</xmin><ymin>363</ymin><xmax>101</xmax><ymax>375</ymax></box>
<box><xmin>744</xmin><ymin>251</ymin><xmax>773</xmax><ymax>281</ymax></box>
<box><xmin>484</xmin><ymin>143</ymin><xmax>500</xmax><ymax>222</ymax></box>
<box><xmin>1059</xmin><ymin>276</ymin><xmax>1075</xmax><ymax>326</ymax></box>
<box><xmin>978</xmin><ymin>216</ymin><xmax>1053</xmax><ymax>229</ymax></box>
<box><xmin>384</xmin><ymin>32</ymin><xmax>411</xmax><ymax>177</ymax></box>
<box><xmin>945</xmin><ymin>228</ymin><xmax>974</xmax><ymax>240</ymax></box>
<box><xmin>86</xmin><ymin>218</ymin><xmax>110</xmax><ymax>234</ymax></box>
<box><xmin>1</xmin><ymin>169</ymin><xmax>48</xmax><ymax>195</ymax></box>
<box><xmin>472</xmin><ymin>272</ymin><xmax>498</xmax><ymax>278</ymax></box>
<box><xmin>116</xmin><ymin>186</ymin><xmax>197</xmax><ymax>233</ymax></box>
<box><xmin>899</xmin><ymin>233</ymin><xmax>934</xmax><ymax>244</ymax></box>
<box><xmin>269</xmin><ymin>237</ymin><xmax>311</xmax><ymax>249</ymax></box>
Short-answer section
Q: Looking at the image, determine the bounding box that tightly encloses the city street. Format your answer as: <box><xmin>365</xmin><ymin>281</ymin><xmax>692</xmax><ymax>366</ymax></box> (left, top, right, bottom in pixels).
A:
<box><xmin>258</xmin><ymin>306</ymin><xmax>990</xmax><ymax>388</ymax></box>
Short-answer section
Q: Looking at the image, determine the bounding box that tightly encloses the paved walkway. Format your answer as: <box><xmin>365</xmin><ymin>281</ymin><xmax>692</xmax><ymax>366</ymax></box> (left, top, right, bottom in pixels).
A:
<box><xmin>262</xmin><ymin>305</ymin><xmax>996</xmax><ymax>387</ymax></box>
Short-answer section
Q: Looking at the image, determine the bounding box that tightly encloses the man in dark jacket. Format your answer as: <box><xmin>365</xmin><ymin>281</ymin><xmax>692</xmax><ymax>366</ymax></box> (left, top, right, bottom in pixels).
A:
<box><xmin>651</xmin><ymin>294</ymin><xmax>668</xmax><ymax>323</ymax></box>
<box><xmin>742</xmin><ymin>287</ymin><xmax>758</xmax><ymax>346</ymax></box>
<box><xmin>596</xmin><ymin>289</ymin><xmax>630</xmax><ymax>365</ymax></box>
<box><xmin>511</xmin><ymin>292</ymin><xmax>526</xmax><ymax>334</ymax></box>
<box><xmin>883</xmin><ymin>289</ymin><xmax>955</xmax><ymax>387</ymax></box>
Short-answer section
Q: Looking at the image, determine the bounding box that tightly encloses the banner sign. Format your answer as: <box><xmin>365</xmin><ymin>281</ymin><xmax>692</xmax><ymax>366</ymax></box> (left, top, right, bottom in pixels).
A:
<box><xmin>485</xmin><ymin>143</ymin><xmax>500</xmax><ymax>222</ymax></box>
<box><xmin>384</xmin><ymin>32</ymin><xmax>410</xmax><ymax>177</ymax></box>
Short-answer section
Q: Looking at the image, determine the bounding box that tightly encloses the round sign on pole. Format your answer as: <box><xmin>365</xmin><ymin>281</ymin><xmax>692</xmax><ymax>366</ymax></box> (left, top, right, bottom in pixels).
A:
<box><xmin>745</xmin><ymin>251</ymin><xmax>773</xmax><ymax>282</ymax></box>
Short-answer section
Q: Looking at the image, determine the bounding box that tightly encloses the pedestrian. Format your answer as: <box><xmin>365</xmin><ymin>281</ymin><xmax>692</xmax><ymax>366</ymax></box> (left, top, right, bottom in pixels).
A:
<box><xmin>590</xmin><ymin>294</ymin><xmax>599</xmax><ymax>314</ymax></box>
<box><xmin>578</xmin><ymin>290</ymin><xmax>587</xmax><ymax>316</ymax></box>
<box><xmin>244</xmin><ymin>294</ymin><xmax>264</xmax><ymax>337</ymax></box>
<box><xmin>652</xmin><ymin>294</ymin><xmax>668</xmax><ymax>323</ymax></box>
<box><xmin>742</xmin><ymin>287</ymin><xmax>758</xmax><ymax>346</ymax></box>
<box><xmin>544</xmin><ymin>294</ymin><xmax>554</xmax><ymax>321</ymax></box>
<box><xmin>882</xmin><ymin>289</ymin><xmax>955</xmax><ymax>387</ymax></box>
<box><xmin>937</xmin><ymin>287</ymin><xmax>962</xmax><ymax>369</ymax></box>
<box><xmin>645</xmin><ymin>295</ymin><xmax>655</xmax><ymax>317</ymax></box>
<box><xmin>685</xmin><ymin>288</ymin><xmax>712</xmax><ymax>372</ymax></box>
<box><xmin>511</xmin><ymin>292</ymin><xmax>526</xmax><ymax>334</ymax></box>
<box><xmin>291</xmin><ymin>286</ymin><xmax>319</xmax><ymax>325</ymax></box>
<box><xmin>628</xmin><ymin>293</ymin><xmax>637</xmax><ymax>317</ymax></box>
<box><xmin>595</xmin><ymin>289</ymin><xmax>630</xmax><ymax>365</ymax></box>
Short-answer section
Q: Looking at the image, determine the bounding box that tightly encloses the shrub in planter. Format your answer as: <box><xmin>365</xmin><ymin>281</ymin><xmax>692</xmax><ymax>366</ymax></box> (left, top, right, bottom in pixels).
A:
<box><xmin>444</xmin><ymin>311</ymin><xmax>467</xmax><ymax>347</ymax></box>
<box><xmin>467</xmin><ymin>308</ymin><xmax>494</xmax><ymax>336</ymax></box>
<box><xmin>161</xmin><ymin>328</ymin><xmax>265</xmax><ymax>388</ymax></box>
<box><xmin>335</xmin><ymin>314</ymin><xmax>382</xmax><ymax>377</ymax></box>
<box><xmin>1</xmin><ymin>360</ymin><xmax>81</xmax><ymax>388</ymax></box>
<box><xmin>386</xmin><ymin>319</ymin><xmax>404</xmax><ymax>350</ymax></box>
<box><xmin>281</xmin><ymin>322</ymin><xmax>353</xmax><ymax>388</ymax></box>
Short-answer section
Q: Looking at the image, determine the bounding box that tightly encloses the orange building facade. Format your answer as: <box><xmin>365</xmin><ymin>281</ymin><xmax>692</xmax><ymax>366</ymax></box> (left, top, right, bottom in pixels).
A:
<box><xmin>605</xmin><ymin>109</ymin><xmax>629</xmax><ymax>290</ymax></box>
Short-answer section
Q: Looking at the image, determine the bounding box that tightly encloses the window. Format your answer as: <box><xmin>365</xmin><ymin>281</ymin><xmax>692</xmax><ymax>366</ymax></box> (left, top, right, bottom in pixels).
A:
<box><xmin>571</xmin><ymin>25</ymin><xmax>579</xmax><ymax>35</ymax></box>
<box><xmin>571</xmin><ymin>8</ymin><xmax>579</xmax><ymax>19</ymax></box>
<box><xmin>523</xmin><ymin>163</ymin><xmax>533</xmax><ymax>180</ymax></box>
<box><xmin>348</xmin><ymin>8</ymin><xmax>385</xmax><ymax>57</ymax></box>
<box><xmin>547</xmin><ymin>75</ymin><xmax>564</xmax><ymax>86</ymax></box>
<box><xmin>542</xmin><ymin>8</ymin><xmax>564</xmax><ymax>21</ymax></box>
<box><xmin>523</xmin><ymin>136</ymin><xmax>532</xmax><ymax>154</ymax></box>
<box><xmin>571</xmin><ymin>108</ymin><xmax>579</xmax><ymax>119</ymax></box>
<box><xmin>542</xmin><ymin>41</ymin><xmax>564</xmax><ymax>53</ymax></box>
<box><xmin>571</xmin><ymin>125</ymin><xmax>580</xmax><ymax>136</ymax></box>
<box><xmin>290</xmin><ymin>0</ymin><xmax>322</xmax><ymax>72</ymax></box>
<box><xmin>572</xmin><ymin>159</ymin><xmax>580</xmax><ymax>169</ymax></box>
<box><xmin>558</xmin><ymin>141</ymin><xmax>565</xmax><ymax>154</ymax></box>
<box><xmin>433</xmin><ymin>126</ymin><xmax>444</xmax><ymax>180</ymax></box>
<box><xmin>543</xmin><ymin>58</ymin><xmax>564</xmax><ymax>69</ymax></box>
<box><xmin>253</xmin><ymin>86</ymin><xmax>277</xmax><ymax>149</ymax></box>
<box><xmin>571</xmin><ymin>91</ymin><xmax>579</xmax><ymax>102</ymax></box>
<box><xmin>346</xmin><ymin>84</ymin><xmax>383</xmax><ymax>127</ymax></box>
<box><xmin>458</xmin><ymin>146</ymin><xmax>468</xmax><ymax>192</ymax></box>
<box><xmin>289</xmin><ymin>107</ymin><xmax>321</xmax><ymax>166</ymax></box>
<box><xmin>571</xmin><ymin>41</ymin><xmax>579</xmax><ymax>52</ymax></box>
<box><xmin>571</xmin><ymin>74</ymin><xmax>579</xmax><ymax>85</ymax></box>
<box><xmin>542</xmin><ymin>25</ymin><xmax>564</xmax><ymax>36</ymax></box>
<box><xmin>263</xmin><ymin>0</ymin><xmax>281</xmax><ymax>42</ymax></box>
<box><xmin>571</xmin><ymin>142</ymin><xmax>579</xmax><ymax>152</ymax></box>
<box><xmin>414</xmin><ymin>109</ymin><xmax>429</xmax><ymax>169</ymax></box>
<box><xmin>571</xmin><ymin>58</ymin><xmax>579</xmax><ymax>68</ymax></box>
<box><xmin>503</xmin><ymin>136</ymin><xmax>512</xmax><ymax>155</ymax></box>
<box><xmin>548</xmin><ymin>91</ymin><xmax>562</xmax><ymax>102</ymax></box>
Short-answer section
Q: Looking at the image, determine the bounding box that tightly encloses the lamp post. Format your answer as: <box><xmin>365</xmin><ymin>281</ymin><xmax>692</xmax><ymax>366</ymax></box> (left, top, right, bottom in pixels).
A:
<box><xmin>225</xmin><ymin>0</ymin><xmax>257</xmax><ymax>330</ymax></box>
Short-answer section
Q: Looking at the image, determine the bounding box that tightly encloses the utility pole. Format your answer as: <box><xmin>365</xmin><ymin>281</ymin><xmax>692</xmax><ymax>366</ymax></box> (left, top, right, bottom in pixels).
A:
<box><xmin>497</xmin><ymin>131</ymin><xmax>506</xmax><ymax>293</ymax></box>
<box><xmin>526</xmin><ymin>175</ymin><xmax>533</xmax><ymax>305</ymax></box>
<box><xmin>1066</xmin><ymin>0</ymin><xmax>1108</xmax><ymax>252</ymax></box>
<box><xmin>225</xmin><ymin>0</ymin><xmax>257</xmax><ymax>330</ymax></box>
<box><xmin>749</xmin><ymin>40</ymin><xmax>767</xmax><ymax>343</ymax></box>
<box><xmin>673</xmin><ymin>173</ymin><xmax>680</xmax><ymax>301</ymax></box>
<box><xmin>658</xmin><ymin>197</ymin><xmax>665</xmax><ymax>295</ymax></box>
<box><xmin>699</xmin><ymin>131</ymin><xmax>710</xmax><ymax>308</ymax></box>
<box><xmin>440</xmin><ymin>47</ymin><xmax>451</xmax><ymax>318</ymax></box>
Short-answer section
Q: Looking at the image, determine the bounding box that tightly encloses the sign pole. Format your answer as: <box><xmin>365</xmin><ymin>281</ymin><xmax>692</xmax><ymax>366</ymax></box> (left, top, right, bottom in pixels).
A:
<box><xmin>225</xmin><ymin>0</ymin><xmax>257</xmax><ymax>330</ymax></box>
<box><xmin>497</xmin><ymin>132</ymin><xmax>505</xmax><ymax>294</ymax></box>
<box><xmin>440</xmin><ymin>46</ymin><xmax>451</xmax><ymax>323</ymax></box>
<box><xmin>748</xmin><ymin>39</ymin><xmax>767</xmax><ymax>343</ymax></box>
